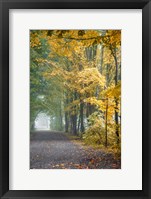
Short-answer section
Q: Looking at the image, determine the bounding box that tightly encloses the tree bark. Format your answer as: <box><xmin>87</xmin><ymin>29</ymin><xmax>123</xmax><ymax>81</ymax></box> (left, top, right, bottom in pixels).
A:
<box><xmin>113</xmin><ymin>48</ymin><xmax>119</xmax><ymax>143</ymax></box>
<box><xmin>65</xmin><ymin>112</ymin><xmax>69</xmax><ymax>132</ymax></box>
<box><xmin>64</xmin><ymin>93</ymin><xmax>69</xmax><ymax>132</ymax></box>
<box><xmin>59</xmin><ymin>101</ymin><xmax>63</xmax><ymax>131</ymax></box>
<box><xmin>72</xmin><ymin>114</ymin><xmax>77</xmax><ymax>135</ymax></box>
<box><xmin>71</xmin><ymin>91</ymin><xmax>77</xmax><ymax>135</ymax></box>
<box><xmin>105</xmin><ymin>98</ymin><xmax>108</xmax><ymax>147</ymax></box>
<box><xmin>80</xmin><ymin>101</ymin><xmax>84</xmax><ymax>133</ymax></box>
<box><xmin>100</xmin><ymin>45</ymin><xmax>104</xmax><ymax>74</ymax></box>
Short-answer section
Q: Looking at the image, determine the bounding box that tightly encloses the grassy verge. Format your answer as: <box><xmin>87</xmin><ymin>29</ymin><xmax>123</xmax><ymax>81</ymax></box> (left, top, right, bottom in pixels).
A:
<box><xmin>66</xmin><ymin>133</ymin><xmax>121</xmax><ymax>160</ymax></box>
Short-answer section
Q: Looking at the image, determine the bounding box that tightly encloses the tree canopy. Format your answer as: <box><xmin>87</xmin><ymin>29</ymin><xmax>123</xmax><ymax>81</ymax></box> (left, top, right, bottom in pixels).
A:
<box><xmin>30</xmin><ymin>30</ymin><xmax>121</xmax><ymax>149</ymax></box>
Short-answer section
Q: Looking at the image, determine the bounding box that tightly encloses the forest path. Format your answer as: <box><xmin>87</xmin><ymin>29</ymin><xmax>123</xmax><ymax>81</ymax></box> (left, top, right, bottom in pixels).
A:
<box><xmin>30</xmin><ymin>131</ymin><xmax>120</xmax><ymax>169</ymax></box>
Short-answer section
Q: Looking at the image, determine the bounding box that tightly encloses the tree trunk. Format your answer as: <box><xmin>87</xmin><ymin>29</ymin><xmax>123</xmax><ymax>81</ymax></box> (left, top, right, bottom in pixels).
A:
<box><xmin>115</xmin><ymin>100</ymin><xmax>119</xmax><ymax>142</ymax></box>
<box><xmin>65</xmin><ymin>94</ymin><xmax>69</xmax><ymax>132</ymax></box>
<box><xmin>77</xmin><ymin>116</ymin><xmax>80</xmax><ymax>133</ymax></box>
<box><xmin>105</xmin><ymin>98</ymin><xmax>108</xmax><ymax>147</ymax></box>
<box><xmin>106</xmin><ymin>64</ymin><xmax>109</xmax><ymax>87</ymax></box>
<box><xmin>65</xmin><ymin>112</ymin><xmax>69</xmax><ymax>132</ymax></box>
<box><xmin>80</xmin><ymin>101</ymin><xmax>84</xmax><ymax>133</ymax></box>
<box><xmin>113</xmin><ymin>48</ymin><xmax>119</xmax><ymax>143</ymax></box>
<box><xmin>72</xmin><ymin>114</ymin><xmax>77</xmax><ymax>135</ymax></box>
<box><xmin>59</xmin><ymin>101</ymin><xmax>63</xmax><ymax>131</ymax></box>
<box><xmin>100</xmin><ymin>45</ymin><xmax>104</xmax><ymax>74</ymax></box>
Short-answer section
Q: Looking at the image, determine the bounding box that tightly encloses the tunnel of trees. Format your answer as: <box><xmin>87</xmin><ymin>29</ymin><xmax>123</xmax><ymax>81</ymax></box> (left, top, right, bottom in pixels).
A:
<box><xmin>30</xmin><ymin>30</ymin><xmax>121</xmax><ymax>148</ymax></box>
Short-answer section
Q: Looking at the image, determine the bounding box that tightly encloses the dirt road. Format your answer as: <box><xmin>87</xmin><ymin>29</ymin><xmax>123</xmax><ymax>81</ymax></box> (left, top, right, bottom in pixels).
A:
<box><xmin>30</xmin><ymin>131</ymin><xmax>120</xmax><ymax>169</ymax></box>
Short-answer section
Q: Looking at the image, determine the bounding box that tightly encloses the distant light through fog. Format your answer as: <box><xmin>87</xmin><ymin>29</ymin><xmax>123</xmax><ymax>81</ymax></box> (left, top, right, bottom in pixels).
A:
<box><xmin>34</xmin><ymin>113</ymin><xmax>50</xmax><ymax>130</ymax></box>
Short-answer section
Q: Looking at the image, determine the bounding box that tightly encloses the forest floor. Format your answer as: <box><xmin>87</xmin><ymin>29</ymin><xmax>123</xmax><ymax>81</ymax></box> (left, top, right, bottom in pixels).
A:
<box><xmin>30</xmin><ymin>131</ymin><xmax>121</xmax><ymax>169</ymax></box>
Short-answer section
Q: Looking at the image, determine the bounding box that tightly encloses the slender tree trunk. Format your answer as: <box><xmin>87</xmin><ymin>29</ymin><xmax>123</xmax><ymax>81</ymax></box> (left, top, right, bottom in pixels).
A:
<box><xmin>96</xmin><ymin>44</ymin><xmax>104</xmax><ymax>99</ymax></box>
<box><xmin>65</xmin><ymin>94</ymin><xmax>69</xmax><ymax>132</ymax></box>
<box><xmin>77</xmin><ymin>116</ymin><xmax>80</xmax><ymax>133</ymax></box>
<box><xmin>106</xmin><ymin>64</ymin><xmax>109</xmax><ymax>87</ymax></box>
<box><xmin>72</xmin><ymin>114</ymin><xmax>77</xmax><ymax>135</ymax></box>
<box><xmin>69</xmin><ymin>114</ymin><xmax>72</xmax><ymax>134</ymax></box>
<box><xmin>113</xmin><ymin>48</ymin><xmax>119</xmax><ymax>143</ymax></box>
<box><xmin>104</xmin><ymin>65</ymin><xmax>110</xmax><ymax>147</ymax></box>
<box><xmin>100</xmin><ymin>45</ymin><xmax>104</xmax><ymax>74</ymax></box>
<box><xmin>68</xmin><ymin>95</ymin><xmax>73</xmax><ymax>134</ymax></box>
<box><xmin>65</xmin><ymin>112</ymin><xmax>69</xmax><ymax>132</ymax></box>
<box><xmin>72</xmin><ymin>92</ymin><xmax>77</xmax><ymax>135</ymax></box>
<box><xmin>59</xmin><ymin>100</ymin><xmax>62</xmax><ymax>130</ymax></box>
<box><xmin>105</xmin><ymin>98</ymin><xmax>108</xmax><ymax>147</ymax></box>
<box><xmin>80</xmin><ymin>101</ymin><xmax>84</xmax><ymax>133</ymax></box>
<box><xmin>115</xmin><ymin>100</ymin><xmax>119</xmax><ymax>141</ymax></box>
<box><xmin>86</xmin><ymin>103</ymin><xmax>89</xmax><ymax>118</ymax></box>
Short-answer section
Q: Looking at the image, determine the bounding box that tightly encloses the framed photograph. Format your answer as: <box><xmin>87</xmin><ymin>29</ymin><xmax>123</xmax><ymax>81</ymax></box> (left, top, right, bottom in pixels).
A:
<box><xmin>0</xmin><ymin>0</ymin><xmax>150</xmax><ymax>198</ymax></box>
